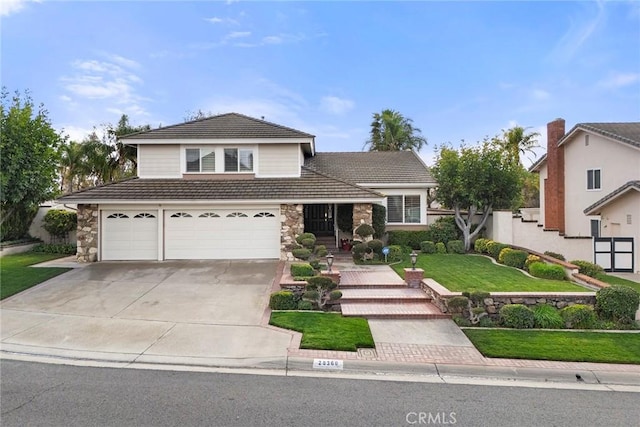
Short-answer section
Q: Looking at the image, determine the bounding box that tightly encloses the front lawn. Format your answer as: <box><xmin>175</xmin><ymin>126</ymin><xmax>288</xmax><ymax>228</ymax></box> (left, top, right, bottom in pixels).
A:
<box><xmin>463</xmin><ymin>329</ymin><xmax>640</xmax><ymax>364</ymax></box>
<box><xmin>1</xmin><ymin>252</ymin><xmax>71</xmax><ymax>299</ymax></box>
<box><xmin>269</xmin><ymin>311</ymin><xmax>375</xmax><ymax>352</ymax></box>
<box><xmin>393</xmin><ymin>253</ymin><xmax>587</xmax><ymax>292</ymax></box>
<box><xmin>595</xmin><ymin>273</ymin><xmax>640</xmax><ymax>293</ymax></box>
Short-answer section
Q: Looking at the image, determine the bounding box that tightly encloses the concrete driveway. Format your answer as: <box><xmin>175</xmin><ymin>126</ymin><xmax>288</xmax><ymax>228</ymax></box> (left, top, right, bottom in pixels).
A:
<box><xmin>0</xmin><ymin>260</ymin><xmax>294</xmax><ymax>368</ymax></box>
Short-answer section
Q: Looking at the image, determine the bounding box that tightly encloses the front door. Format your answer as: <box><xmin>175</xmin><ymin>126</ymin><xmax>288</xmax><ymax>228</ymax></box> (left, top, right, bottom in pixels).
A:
<box><xmin>304</xmin><ymin>204</ymin><xmax>334</xmax><ymax>236</ymax></box>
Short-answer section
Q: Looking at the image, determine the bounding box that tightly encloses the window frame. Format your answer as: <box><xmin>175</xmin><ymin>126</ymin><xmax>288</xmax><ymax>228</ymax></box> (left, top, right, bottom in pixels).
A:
<box><xmin>587</xmin><ymin>168</ymin><xmax>601</xmax><ymax>191</ymax></box>
<box><xmin>386</xmin><ymin>194</ymin><xmax>422</xmax><ymax>224</ymax></box>
<box><xmin>224</xmin><ymin>148</ymin><xmax>254</xmax><ymax>173</ymax></box>
<box><xmin>184</xmin><ymin>147</ymin><xmax>215</xmax><ymax>173</ymax></box>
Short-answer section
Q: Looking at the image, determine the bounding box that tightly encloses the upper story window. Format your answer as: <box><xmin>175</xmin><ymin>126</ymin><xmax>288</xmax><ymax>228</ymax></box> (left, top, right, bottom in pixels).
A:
<box><xmin>387</xmin><ymin>195</ymin><xmax>421</xmax><ymax>223</ymax></box>
<box><xmin>224</xmin><ymin>148</ymin><xmax>253</xmax><ymax>172</ymax></box>
<box><xmin>587</xmin><ymin>169</ymin><xmax>601</xmax><ymax>190</ymax></box>
<box><xmin>186</xmin><ymin>148</ymin><xmax>215</xmax><ymax>173</ymax></box>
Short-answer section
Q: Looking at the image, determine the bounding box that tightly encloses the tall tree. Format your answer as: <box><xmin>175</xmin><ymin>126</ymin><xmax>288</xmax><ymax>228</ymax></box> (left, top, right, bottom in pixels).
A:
<box><xmin>494</xmin><ymin>126</ymin><xmax>540</xmax><ymax>165</ymax></box>
<box><xmin>108</xmin><ymin>114</ymin><xmax>151</xmax><ymax>175</ymax></box>
<box><xmin>431</xmin><ymin>142</ymin><xmax>522</xmax><ymax>251</ymax></box>
<box><xmin>365</xmin><ymin>109</ymin><xmax>427</xmax><ymax>151</ymax></box>
<box><xmin>1</xmin><ymin>89</ymin><xmax>62</xmax><ymax>240</ymax></box>
<box><xmin>58</xmin><ymin>140</ymin><xmax>87</xmax><ymax>193</ymax></box>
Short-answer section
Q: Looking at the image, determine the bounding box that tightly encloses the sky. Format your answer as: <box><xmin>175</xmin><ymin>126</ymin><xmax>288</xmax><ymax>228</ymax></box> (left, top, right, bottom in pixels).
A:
<box><xmin>2</xmin><ymin>0</ymin><xmax>639</xmax><ymax>166</ymax></box>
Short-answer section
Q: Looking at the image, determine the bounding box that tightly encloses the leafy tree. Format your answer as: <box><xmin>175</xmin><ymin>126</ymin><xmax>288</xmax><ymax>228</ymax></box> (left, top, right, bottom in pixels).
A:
<box><xmin>431</xmin><ymin>142</ymin><xmax>522</xmax><ymax>251</ymax></box>
<box><xmin>494</xmin><ymin>126</ymin><xmax>540</xmax><ymax>166</ymax></box>
<box><xmin>365</xmin><ymin>109</ymin><xmax>427</xmax><ymax>151</ymax></box>
<box><xmin>1</xmin><ymin>89</ymin><xmax>62</xmax><ymax>240</ymax></box>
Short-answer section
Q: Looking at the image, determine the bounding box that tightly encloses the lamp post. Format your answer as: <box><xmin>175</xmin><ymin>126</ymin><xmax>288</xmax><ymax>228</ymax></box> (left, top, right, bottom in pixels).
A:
<box><xmin>410</xmin><ymin>251</ymin><xmax>418</xmax><ymax>270</ymax></box>
<box><xmin>326</xmin><ymin>253</ymin><xmax>334</xmax><ymax>273</ymax></box>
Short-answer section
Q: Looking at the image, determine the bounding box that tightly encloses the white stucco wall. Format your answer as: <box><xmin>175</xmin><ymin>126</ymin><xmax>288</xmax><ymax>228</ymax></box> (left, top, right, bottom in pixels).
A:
<box><xmin>138</xmin><ymin>144</ymin><xmax>181</xmax><ymax>178</ymax></box>
<box><xmin>600</xmin><ymin>191</ymin><xmax>640</xmax><ymax>272</ymax></box>
<box><xmin>537</xmin><ymin>163</ymin><xmax>547</xmax><ymax>226</ymax></box>
<box><xmin>257</xmin><ymin>144</ymin><xmax>300</xmax><ymax>177</ymax></box>
<box><xmin>29</xmin><ymin>203</ymin><xmax>78</xmax><ymax>243</ymax></box>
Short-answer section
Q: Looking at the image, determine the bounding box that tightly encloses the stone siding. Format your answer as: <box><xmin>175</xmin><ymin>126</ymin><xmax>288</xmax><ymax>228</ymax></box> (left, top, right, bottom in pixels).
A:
<box><xmin>352</xmin><ymin>203</ymin><xmax>372</xmax><ymax>234</ymax></box>
<box><xmin>280</xmin><ymin>204</ymin><xmax>304</xmax><ymax>260</ymax></box>
<box><xmin>77</xmin><ymin>204</ymin><xmax>99</xmax><ymax>262</ymax></box>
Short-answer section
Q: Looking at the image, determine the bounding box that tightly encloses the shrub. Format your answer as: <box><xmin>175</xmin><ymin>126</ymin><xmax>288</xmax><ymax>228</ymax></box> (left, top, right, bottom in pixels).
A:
<box><xmin>528</xmin><ymin>262</ymin><xmax>565</xmax><ymax>280</ymax></box>
<box><xmin>387</xmin><ymin>230</ymin><xmax>430</xmax><ymax>250</ymax></box>
<box><xmin>314</xmin><ymin>244</ymin><xmax>328</xmax><ymax>258</ymax></box>
<box><xmin>296</xmin><ymin>233</ymin><xmax>316</xmax><ymax>248</ymax></box>
<box><xmin>533</xmin><ymin>305</ymin><xmax>564</xmax><ymax>329</ymax></box>
<box><xmin>486</xmin><ymin>241</ymin><xmax>509</xmax><ymax>260</ymax></box>
<box><xmin>595</xmin><ymin>285</ymin><xmax>640</xmax><ymax>323</ymax></box>
<box><xmin>31</xmin><ymin>243</ymin><xmax>77</xmax><ymax>255</ymax></box>
<box><xmin>525</xmin><ymin>254</ymin><xmax>541</xmax><ymax>271</ymax></box>
<box><xmin>303</xmin><ymin>276</ymin><xmax>339</xmax><ymax>310</ymax></box>
<box><xmin>290</xmin><ymin>263</ymin><xmax>314</xmax><ymax>277</ymax></box>
<box><xmin>452</xmin><ymin>315</ymin><xmax>471</xmax><ymax>327</ymax></box>
<box><xmin>367</xmin><ymin>239</ymin><xmax>384</xmax><ymax>256</ymax></box>
<box><xmin>420</xmin><ymin>241</ymin><xmax>436</xmax><ymax>254</ymax></box>
<box><xmin>446</xmin><ymin>240</ymin><xmax>465</xmax><ymax>254</ymax></box>
<box><xmin>425</xmin><ymin>217</ymin><xmax>461</xmax><ymax>245</ymax></box>
<box><xmin>498</xmin><ymin>247</ymin><xmax>514</xmax><ymax>264</ymax></box>
<box><xmin>446</xmin><ymin>296</ymin><xmax>469</xmax><ymax>313</ymax></box>
<box><xmin>297</xmin><ymin>300</ymin><xmax>314</xmax><ymax>310</ymax></box>
<box><xmin>354</xmin><ymin>223</ymin><xmax>374</xmax><ymax>239</ymax></box>
<box><xmin>43</xmin><ymin>209</ymin><xmax>77</xmax><ymax>241</ymax></box>
<box><xmin>269</xmin><ymin>291</ymin><xmax>297</xmax><ymax>310</ymax></box>
<box><xmin>481</xmin><ymin>240</ymin><xmax>494</xmax><ymax>254</ymax></box>
<box><xmin>292</xmin><ymin>248</ymin><xmax>312</xmax><ymax>260</ymax></box>
<box><xmin>499</xmin><ymin>304</ymin><xmax>535</xmax><ymax>329</ymax></box>
<box><xmin>435</xmin><ymin>242</ymin><xmax>447</xmax><ymax>254</ymax></box>
<box><xmin>502</xmin><ymin>249</ymin><xmax>528</xmax><ymax>270</ymax></box>
<box><xmin>474</xmin><ymin>238</ymin><xmax>489</xmax><ymax>253</ymax></box>
<box><xmin>570</xmin><ymin>260</ymin><xmax>604</xmax><ymax>278</ymax></box>
<box><xmin>372</xmin><ymin>204</ymin><xmax>386</xmax><ymax>239</ymax></box>
<box><xmin>544</xmin><ymin>250</ymin><xmax>566</xmax><ymax>261</ymax></box>
<box><xmin>478</xmin><ymin>316</ymin><xmax>495</xmax><ymax>327</ymax></box>
<box><xmin>352</xmin><ymin>242</ymin><xmax>368</xmax><ymax>262</ymax></box>
<box><xmin>560</xmin><ymin>304</ymin><xmax>597</xmax><ymax>329</ymax></box>
<box><xmin>385</xmin><ymin>245</ymin><xmax>404</xmax><ymax>262</ymax></box>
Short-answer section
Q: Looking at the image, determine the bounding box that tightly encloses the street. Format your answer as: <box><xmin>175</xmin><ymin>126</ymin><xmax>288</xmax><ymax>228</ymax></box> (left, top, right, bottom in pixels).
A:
<box><xmin>1</xmin><ymin>360</ymin><xmax>638</xmax><ymax>426</ymax></box>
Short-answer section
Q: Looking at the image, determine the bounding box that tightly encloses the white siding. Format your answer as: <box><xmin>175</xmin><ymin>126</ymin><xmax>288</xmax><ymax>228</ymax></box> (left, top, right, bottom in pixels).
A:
<box><xmin>138</xmin><ymin>145</ymin><xmax>181</xmax><ymax>178</ymax></box>
<box><xmin>257</xmin><ymin>144</ymin><xmax>300</xmax><ymax>177</ymax></box>
<box><xmin>563</xmin><ymin>132</ymin><xmax>640</xmax><ymax>236</ymax></box>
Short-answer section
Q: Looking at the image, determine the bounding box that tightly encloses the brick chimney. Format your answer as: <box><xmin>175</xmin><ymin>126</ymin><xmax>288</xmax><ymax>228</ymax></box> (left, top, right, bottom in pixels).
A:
<box><xmin>544</xmin><ymin>118</ymin><xmax>566</xmax><ymax>234</ymax></box>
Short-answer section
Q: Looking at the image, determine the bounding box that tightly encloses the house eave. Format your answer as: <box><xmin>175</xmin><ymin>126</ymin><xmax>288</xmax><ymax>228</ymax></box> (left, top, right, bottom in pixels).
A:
<box><xmin>357</xmin><ymin>182</ymin><xmax>436</xmax><ymax>189</ymax></box>
<box><xmin>56</xmin><ymin>197</ymin><xmax>384</xmax><ymax>205</ymax></box>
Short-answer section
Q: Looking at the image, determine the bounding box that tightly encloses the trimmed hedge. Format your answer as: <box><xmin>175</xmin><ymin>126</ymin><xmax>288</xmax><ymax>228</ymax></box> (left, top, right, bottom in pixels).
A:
<box><xmin>387</xmin><ymin>230</ymin><xmax>430</xmax><ymax>250</ymax></box>
<box><xmin>31</xmin><ymin>243</ymin><xmax>77</xmax><ymax>255</ymax></box>
<box><xmin>354</xmin><ymin>223</ymin><xmax>375</xmax><ymax>239</ymax></box>
<box><xmin>292</xmin><ymin>248</ymin><xmax>312</xmax><ymax>260</ymax></box>
<box><xmin>446</xmin><ymin>240</ymin><xmax>465</xmax><ymax>254</ymax></box>
<box><xmin>352</xmin><ymin>242</ymin><xmax>369</xmax><ymax>262</ymax></box>
<box><xmin>269</xmin><ymin>291</ymin><xmax>297</xmax><ymax>310</ymax></box>
<box><xmin>367</xmin><ymin>239</ymin><xmax>384</xmax><ymax>256</ymax></box>
<box><xmin>595</xmin><ymin>285</ymin><xmax>640</xmax><ymax>323</ymax></box>
<box><xmin>570</xmin><ymin>260</ymin><xmax>604</xmax><ymax>278</ymax></box>
<box><xmin>533</xmin><ymin>304</ymin><xmax>564</xmax><ymax>329</ymax></box>
<box><xmin>296</xmin><ymin>233</ymin><xmax>316</xmax><ymax>248</ymax></box>
<box><xmin>435</xmin><ymin>242</ymin><xmax>447</xmax><ymax>254</ymax></box>
<box><xmin>486</xmin><ymin>241</ymin><xmax>509</xmax><ymax>260</ymax></box>
<box><xmin>498</xmin><ymin>247</ymin><xmax>513</xmax><ymax>264</ymax></box>
<box><xmin>420</xmin><ymin>241</ymin><xmax>436</xmax><ymax>254</ymax></box>
<box><xmin>424</xmin><ymin>217</ymin><xmax>461</xmax><ymax>245</ymax></box>
<box><xmin>474</xmin><ymin>238</ymin><xmax>490</xmax><ymax>253</ymax></box>
<box><xmin>560</xmin><ymin>304</ymin><xmax>597</xmax><ymax>329</ymax></box>
<box><xmin>525</xmin><ymin>254</ymin><xmax>541</xmax><ymax>271</ymax></box>
<box><xmin>502</xmin><ymin>249</ymin><xmax>528</xmax><ymax>269</ymax></box>
<box><xmin>290</xmin><ymin>263</ymin><xmax>314</xmax><ymax>277</ymax></box>
<box><xmin>499</xmin><ymin>304</ymin><xmax>535</xmax><ymax>329</ymax></box>
<box><xmin>544</xmin><ymin>250</ymin><xmax>566</xmax><ymax>261</ymax></box>
<box><xmin>387</xmin><ymin>245</ymin><xmax>404</xmax><ymax>262</ymax></box>
<box><xmin>528</xmin><ymin>262</ymin><xmax>566</xmax><ymax>280</ymax></box>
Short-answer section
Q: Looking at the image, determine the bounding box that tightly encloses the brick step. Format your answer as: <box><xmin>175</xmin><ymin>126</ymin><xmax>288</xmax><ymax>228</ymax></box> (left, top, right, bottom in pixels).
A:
<box><xmin>339</xmin><ymin>282</ymin><xmax>408</xmax><ymax>289</ymax></box>
<box><xmin>339</xmin><ymin>270</ymin><xmax>407</xmax><ymax>287</ymax></box>
<box><xmin>341</xmin><ymin>302</ymin><xmax>450</xmax><ymax>320</ymax></box>
<box><xmin>340</xmin><ymin>288</ymin><xmax>430</xmax><ymax>304</ymax></box>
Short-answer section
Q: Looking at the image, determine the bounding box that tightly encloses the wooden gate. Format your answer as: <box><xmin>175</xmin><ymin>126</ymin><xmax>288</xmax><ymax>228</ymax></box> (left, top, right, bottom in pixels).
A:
<box><xmin>594</xmin><ymin>237</ymin><xmax>634</xmax><ymax>272</ymax></box>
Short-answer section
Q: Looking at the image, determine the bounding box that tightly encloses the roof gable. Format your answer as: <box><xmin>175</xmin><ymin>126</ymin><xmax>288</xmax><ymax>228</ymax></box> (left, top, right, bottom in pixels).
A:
<box><xmin>583</xmin><ymin>180</ymin><xmax>640</xmax><ymax>215</ymax></box>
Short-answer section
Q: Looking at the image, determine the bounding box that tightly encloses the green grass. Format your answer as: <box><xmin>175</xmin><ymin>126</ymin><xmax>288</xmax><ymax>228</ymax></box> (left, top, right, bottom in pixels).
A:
<box><xmin>1</xmin><ymin>252</ymin><xmax>71</xmax><ymax>299</ymax></box>
<box><xmin>463</xmin><ymin>329</ymin><xmax>640</xmax><ymax>364</ymax></box>
<box><xmin>269</xmin><ymin>311</ymin><xmax>375</xmax><ymax>351</ymax></box>
<box><xmin>393</xmin><ymin>253</ymin><xmax>587</xmax><ymax>292</ymax></box>
<box><xmin>595</xmin><ymin>273</ymin><xmax>640</xmax><ymax>293</ymax></box>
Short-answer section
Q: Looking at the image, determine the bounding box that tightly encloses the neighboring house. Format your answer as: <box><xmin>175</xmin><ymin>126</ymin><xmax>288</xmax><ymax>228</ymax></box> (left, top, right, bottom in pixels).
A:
<box><xmin>58</xmin><ymin>113</ymin><xmax>435</xmax><ymax>262</ymax></box>
<box><xmin>530</xmin><ymin>119</ymin><xmax>640</xmax><ymax>272</ymax></box>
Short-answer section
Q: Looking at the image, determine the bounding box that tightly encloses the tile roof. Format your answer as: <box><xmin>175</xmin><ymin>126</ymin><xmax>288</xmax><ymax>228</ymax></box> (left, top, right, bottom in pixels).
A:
<box><xmin>583</xmin><ymin>180</ymin><xmax>640</xmax><ymax>215</ymax></box>
<box><xmin>122</xmin><ymin>112</ymin><xmax>315</xmax><ymax>140</ymax></box>
<box><xmin>304</xmin><ymin>151</ymin><xmax>435</xmax><ymax>185</ymax></box>
<box><xmin>57</xmin><ymin>168</ymin><xmax>383</xmax><ymax>203</ymax></box>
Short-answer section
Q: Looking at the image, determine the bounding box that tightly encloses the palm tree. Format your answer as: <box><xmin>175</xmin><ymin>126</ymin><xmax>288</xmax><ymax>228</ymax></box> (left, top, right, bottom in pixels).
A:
<box><xmin>58</xmin><ymin>141</ymin><xmax>87</xmax><ymax>193</ymax></box>
<box><xmin>365</xmin><ymin>109</ymin><xmax>427</xmax><ymax>151</ymax></box>
<box><xmin>497</xmin><ymin>126</ymin><xmax>540</xmax><ymax>165</ymax></box>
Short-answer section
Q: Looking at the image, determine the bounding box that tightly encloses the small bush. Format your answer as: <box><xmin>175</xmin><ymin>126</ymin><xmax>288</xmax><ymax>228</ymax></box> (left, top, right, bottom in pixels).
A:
<box><xmin>474</xmin><ymin>238</ymin><xmax>489</xmax><ymax>253</ymax></box>
<box><xmin>367</xmin><ymin>239</ymin><xmax>384</xmax><ymax>256</ymax></box>
<box><xmin>292</xmin><ymin>248</ymin><xmax>312</xmax><ymax>260</ymax></box>
<box><xmin>499</xmin><ymin>304</ymin><xmax>535</xmax><ymax>329</ymax></box>
<box><xmin>560</xmin><ymin>304</ymin><xmax>597</xmax><ymax>329</ymax></box>
<box><xmin>570</xmin><ymin>260</ymin><xmax>604</xmax><ymax>278</ymax></box>
<box><xmin>595</xmin><ymin>285</ymin><xmax>640</xmax><ymax>324</ymax></box>
<box><xmin>387</xmin><ymin>245</ymin><xmax>404</xmax><ymax>262</ymax></box>
<box><xmin>486</xmin><ymin>241</ymin><xmax>509</xmax><ymax>260</ymax></box>
<box><xmin>425</xmin><ymin>217</ymin><xmax>461</xmax><ymax>245</ymax></box>
<box><xmin>452</xmin><ymin>315</ymin><xmax>471</xmax><ymax>327</ymax></box>
<box><xmin>525</xmin><ymin>254</ymin><xmax>541</xmax><ymax>271</ymax></box>
<box><xmin>269</xmin><ymin>291</ymin><xmax>297</xmax><ymax>310</ymax></box>
<box><xmin>420</xmin><ymin>240</ymin><xmax>436</xmax><ymax>254</ymax></box>
<box><xmin>481</xmin><ymin>240</ymin><xmax>494</xmax><ymax>254</ymax></box>
<box><xmin>329</xmin><ymin>290</ymin><xmax>343</xmax><ymax>300</ymax></box>
<box><xmin>446</xmin><ymin>240</ymin><xmax>465</xmax><ymax>254</ymax></box>
<box><xmin>435</xmin><ymin>242</ymin><xmax>447</xmax><ymax>254</ymax></box>
<box><xmin>544</xmin><ymin>250</ymin><xmax>566</xmax><ymax>261</ymax></box>
<box><xmin>354</xmin><ymin>223</ymin><xmax>375</xmax><ymax>239</ymax></box>
<box><xmin>314</xmin><ymin>244</ymin><xmax>328</xmax><ymax>258</ymax></box>
<box><xmin>528</xmin><ymin>262</ymin><xmax>566</xmax><ymax>281</ymax></box>
<box><xmin>498</xmin><ymin>247</ymin><xmax>514</xmax><ymax>264</ymax></box>
<box><xmin>387</xmin><ymin>230</ymin><xmax>430</xmax><ymax>250</ymax></box>
<box><xmin>290</xmin><ymin>263</ymin><xmax>314</xmax><ymax>277</ymax></box>
<box><xmin>43</xmin><ymin>209</ymin><xmax>77</xmax><ymax>240</ymax></box>
<box><xmin>372</xmin><ymin>204</ymin><xmax>386</xmax><ymax>239</ymax></box>
<box><xmin>447</xmin><ymin>296</ymin><xmax>469</xmax><ymax>313</ymax></box>
<box><xmin>502</xmin><ymin>250</ymin><xmax>528</xmax><ymax>269</ymax></box>
<box><xmin>352</xmin><ymin>242</ymin><xmax>368</xmax><ymax>262</ymax></box>
<box><xmin>297</xmin><ymin>300</ymin><xmax>314</xmax><ymax>310</ymax></box>
<box><xmin>296</xmin><ymin>233</ymin><xmax>316</xmax><ymax>247</ymax></box>
<box><xmin>31</xmin><ymin>243</ymin><xmax>77</xmax><ymax>255</ymax></box>
<box><xmin>533</xmin><ymin>305</ymin><xmax>564</xmax><ymax>329</ymax></box>
<box><xmin>478</xmin><ymin>316</ymin><xmax>495</xmax><ymax>327</ymax></box>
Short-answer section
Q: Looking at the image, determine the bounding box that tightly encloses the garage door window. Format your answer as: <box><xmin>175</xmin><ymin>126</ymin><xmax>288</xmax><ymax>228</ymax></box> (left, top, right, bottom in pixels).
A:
<box><xmin>199</xmin><ymin>212</ymin><xmax>220</xmax><ymax>218</ymax></box>
<box><xmin>134</xmin><ymin>213</ymin><xmax>156</xmax><ymax>218</ymax></box>
<box><xmin>171</xmin><ymin>212</ymin><xmax>192</xmax><ymax>218</ymax></box>
<box><xmin>254</xmin><ymin>212</ymin><xmax>275</xmax><ymax>217</ymax></box>
<box><xmin>227</xmin><ymin>212</ymin><xmax>248</xmax><ymax>217</ymax></box>
<box><xmin>107</xmin><ymin>213</ymin><xmax>129</xmax><ymax>218</ymax></box>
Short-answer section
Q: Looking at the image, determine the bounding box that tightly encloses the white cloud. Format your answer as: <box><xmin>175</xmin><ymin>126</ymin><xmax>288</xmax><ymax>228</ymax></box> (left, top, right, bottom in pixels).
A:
<box><xmin>59</xmin><ymin>125</ymin><xmax>95</xmax><ymax>142</ymax></box>
<box><xmin>227</xmin><ymin>31</ymin><xmax>251</xmax><ymax>39</ymax></box>
<box><xmin>0</xmin><ymin>0</ymin><xmax>33</xmax><ymax>17</ymax></box>
<box><xmin>547</xmin><ymin>1</ymin><xmax>605</xmax><ymax>62</ymax></box>
<box><xmin>262</xmin><ymin>35</ymin><xmax>283</xmax><ymax>45</ymax></box>
<box><xmin>59</xmin><ymin>95</ymin><xmax>72</xmax><ymax>102</ymax></box>
<box><xmin>319</xmin><ymin>96</ymin><xmax>355</xmax><ymax>115</ymax></box>
<box><xmin>205</xmin><ymin>16</ymin><xmax>239</xmax><ymax>25</ymax></box>
<box><xmin>531</xmin><ymin>89</ymin><xmax>551</xmax><ymax>101</ymax></box>
<box><xmin>598</xmin><ymin>72</ymin><xmax>640</xmax><ymax>89</ymax></box>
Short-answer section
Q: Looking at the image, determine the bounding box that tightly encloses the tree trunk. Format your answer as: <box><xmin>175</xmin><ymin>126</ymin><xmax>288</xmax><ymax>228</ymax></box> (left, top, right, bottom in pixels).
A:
<box><xmin>453</xmin><ymin>204</ymin><xmax>493</xmax><ymax>251</ymax></box>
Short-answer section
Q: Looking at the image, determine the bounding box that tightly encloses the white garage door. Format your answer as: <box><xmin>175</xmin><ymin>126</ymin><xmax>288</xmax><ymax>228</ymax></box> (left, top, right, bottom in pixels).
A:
<box><xmin>164</xmin><ymin>208</ymin><xmax>280</xmax><ymax>260</ymax></box>
<box><xmin>101</xmin><ymin>211</ymin><xmax>158</xmax><ymax>260</ymax></box>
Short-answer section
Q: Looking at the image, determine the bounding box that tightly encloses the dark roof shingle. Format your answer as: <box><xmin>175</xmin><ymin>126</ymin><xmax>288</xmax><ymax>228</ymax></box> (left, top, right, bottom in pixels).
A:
<box><xmin>305</xmin><ymin>151</ymin><xmax>435</xmax><ymax>185</ymax></box>
<box><xmin>122</xmin><ymin>112</ymin><xmax>315</xmax><ymax>140</ymax></box>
